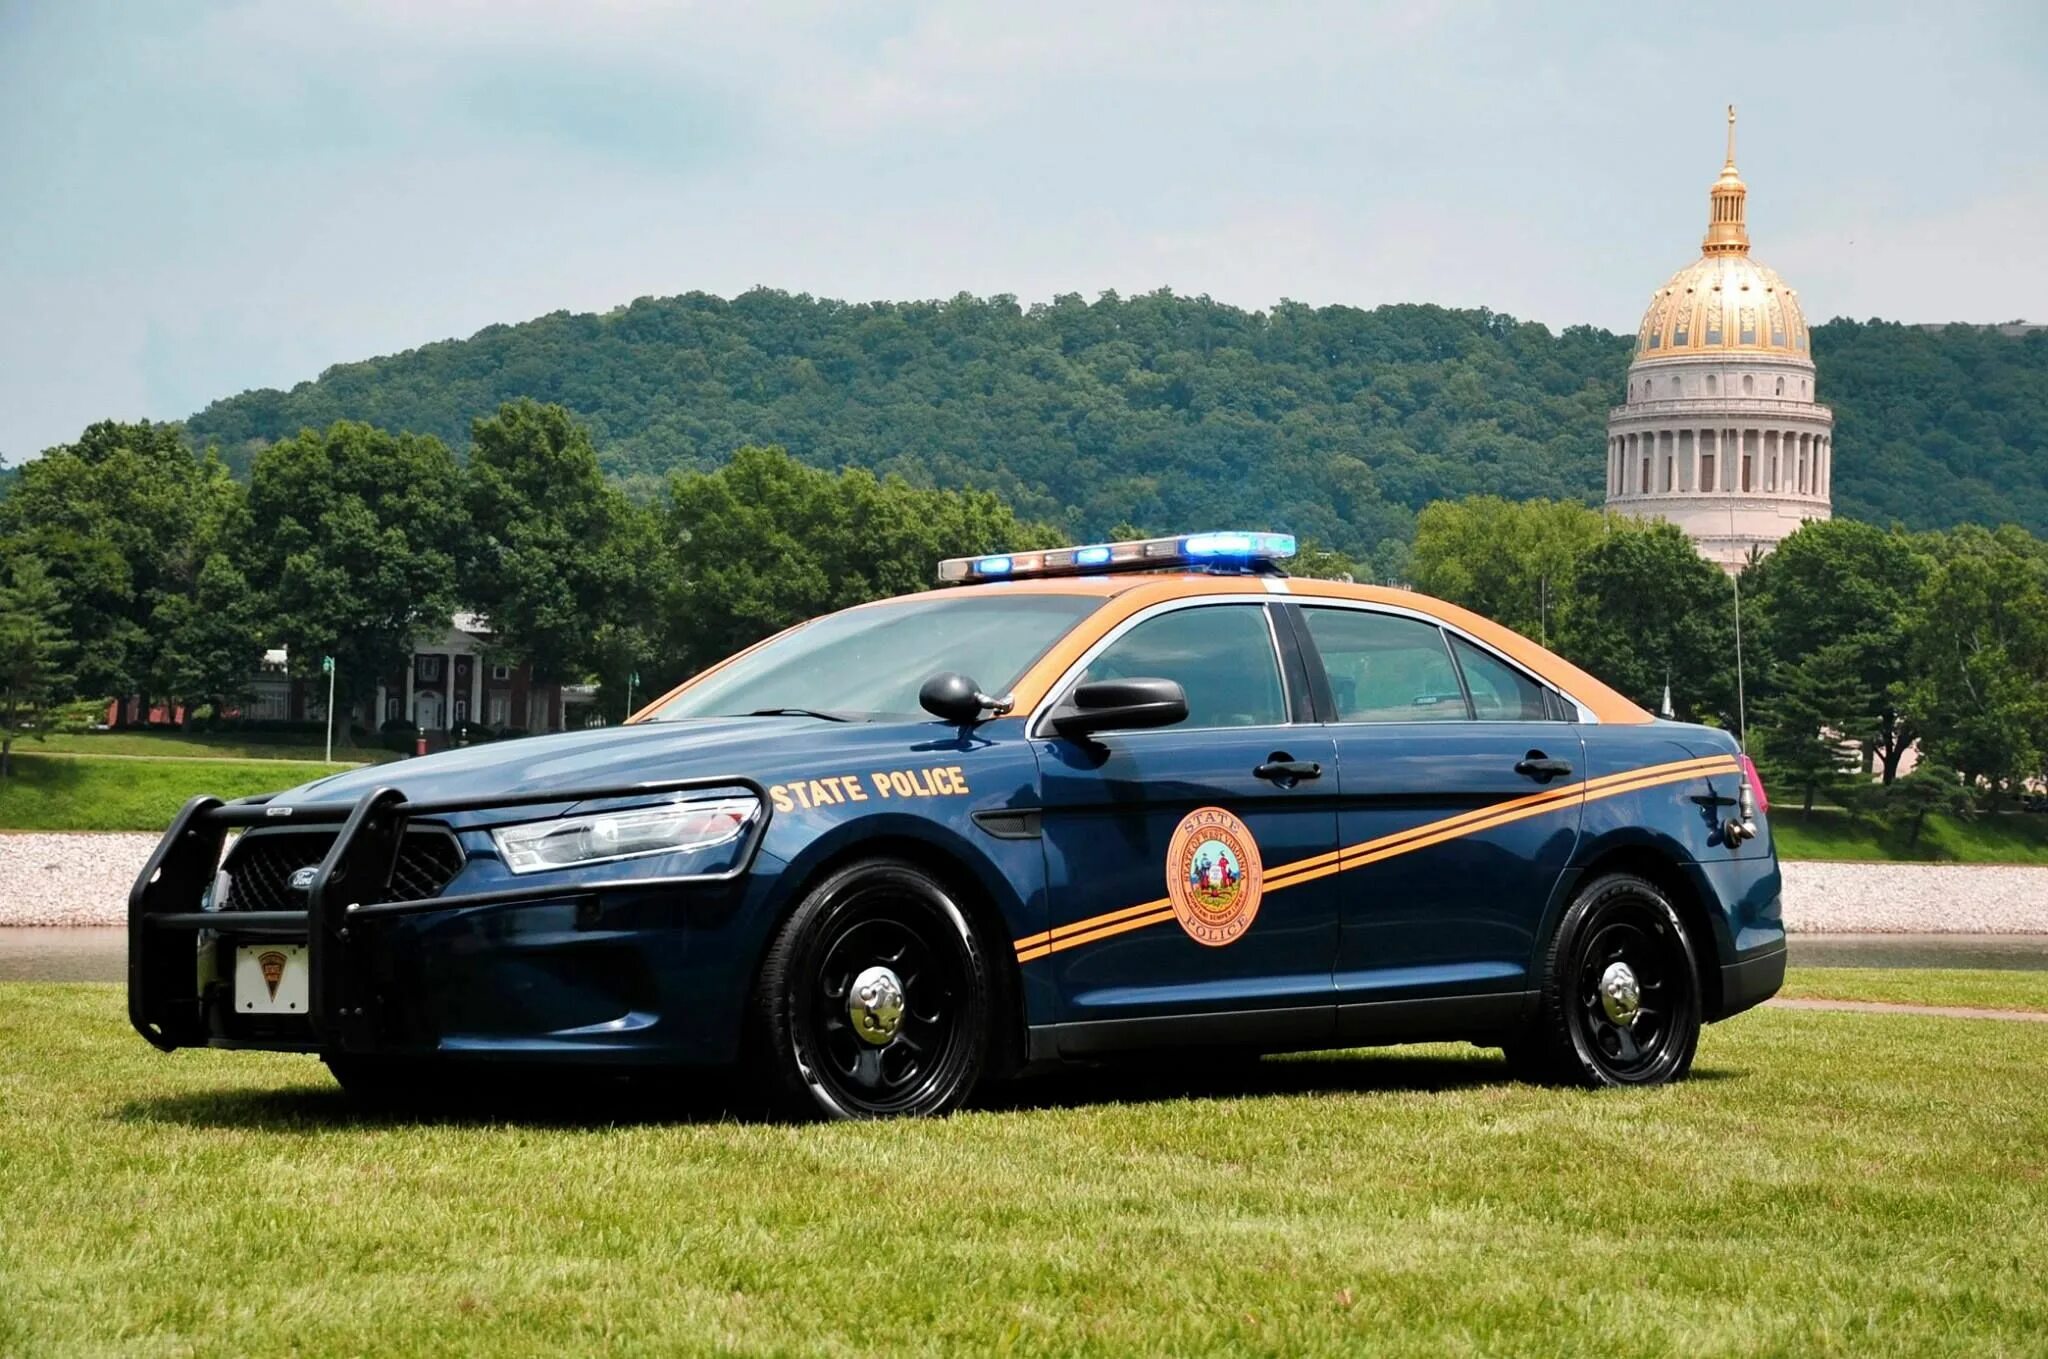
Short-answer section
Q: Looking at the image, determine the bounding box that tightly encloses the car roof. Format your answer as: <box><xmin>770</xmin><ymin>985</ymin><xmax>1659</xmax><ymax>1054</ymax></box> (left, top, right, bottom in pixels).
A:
<box><xmin>636</xmin><ymin>573</ymin><xmax>1652</xmax><ymax>726</ymax></box>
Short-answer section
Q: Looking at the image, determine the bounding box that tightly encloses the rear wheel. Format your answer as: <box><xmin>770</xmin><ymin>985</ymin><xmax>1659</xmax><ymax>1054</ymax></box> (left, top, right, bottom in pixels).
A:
<box><xmin>1507</xmin><ymin>873</ymin><xmax>1702</xmax><ymax>1088</ymax></box>
<box><xmin>752</xmin><ymin>859</ymin><xmax>992</xmax><ymax>1119</ymax></box>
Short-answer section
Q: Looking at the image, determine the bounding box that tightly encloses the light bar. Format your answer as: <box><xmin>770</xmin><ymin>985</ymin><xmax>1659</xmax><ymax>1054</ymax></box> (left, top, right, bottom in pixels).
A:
<box><xmin>937</xmin><ymin>530</ymin><xmax>1297</xmax><ymax>584</ymax></box>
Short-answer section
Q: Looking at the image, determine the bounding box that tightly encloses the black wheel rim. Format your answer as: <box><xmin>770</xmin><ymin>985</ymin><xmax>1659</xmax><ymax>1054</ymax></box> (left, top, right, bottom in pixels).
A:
<box><xmin>1571</xmin><ymin>896</ymin><xmax>1693</xmax><ymax>1082</ymax></box>
<box><xmin>802</xmin><ymin>885</ymin><xmax>971</xmax><ymax>1116</ymax></box>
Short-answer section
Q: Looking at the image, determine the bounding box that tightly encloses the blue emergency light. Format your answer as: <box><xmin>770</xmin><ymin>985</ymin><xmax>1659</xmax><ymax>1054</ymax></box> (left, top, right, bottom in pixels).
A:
<box><xmin>937</xmin><ymin>530</ymin><xmax>1298</xmax><ymax>584</ymax></box>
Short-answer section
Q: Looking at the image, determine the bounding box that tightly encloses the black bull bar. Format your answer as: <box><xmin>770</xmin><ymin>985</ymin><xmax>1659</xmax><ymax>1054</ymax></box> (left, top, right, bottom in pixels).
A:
<box><xmin>128</xmin><ymin>777</ymin><xmax>770</xmax><ymax>1052</ymax></box>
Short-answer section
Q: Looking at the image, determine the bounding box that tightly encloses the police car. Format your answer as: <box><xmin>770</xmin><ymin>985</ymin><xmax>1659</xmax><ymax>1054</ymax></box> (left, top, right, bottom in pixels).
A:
<box><xmin>129</xmin><ymin>531</ymin><xmax>1784</xmax><ymax>1119</ymax></box>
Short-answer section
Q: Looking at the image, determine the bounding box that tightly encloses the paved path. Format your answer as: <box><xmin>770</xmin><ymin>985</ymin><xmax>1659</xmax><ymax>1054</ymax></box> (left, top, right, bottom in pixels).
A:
<box><xmin>1766</xmin><ymin>997</ymin><xmax>2048</xmax><ymax>1023</ymax></box>
<box><xmin>5</xmin><ymin>835</ymin><xmax>2048</xmax><ymax>930</ymax></box>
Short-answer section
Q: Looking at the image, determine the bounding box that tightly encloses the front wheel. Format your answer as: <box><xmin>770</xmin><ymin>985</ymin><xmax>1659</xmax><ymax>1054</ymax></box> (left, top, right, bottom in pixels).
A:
<box><xmin>1507</xmin><ymin>873</ymin><xmax>1702</xmax><ymax>1088</ymax></box>
<box><xmin>751</xmin><ymin>859</ymin><xmax>992</xmax><ymax>1119</ymax></box>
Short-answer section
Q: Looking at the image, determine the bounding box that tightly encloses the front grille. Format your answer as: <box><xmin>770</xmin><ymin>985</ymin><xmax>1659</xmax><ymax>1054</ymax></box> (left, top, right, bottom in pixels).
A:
<box><xmin>222</xmin><ymin>829</ymin><xmax>464</xmax><ymax>912</ymax></box>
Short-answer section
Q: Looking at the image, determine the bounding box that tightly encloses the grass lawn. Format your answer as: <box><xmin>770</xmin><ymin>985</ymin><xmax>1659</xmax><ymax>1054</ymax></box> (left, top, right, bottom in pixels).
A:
<box><xmin>2</xmin><ymin>984</ymin><xmax>2044</xmax><ymax>1355</ymax></box>
<box><xmin>0</xmin><ymin>753</ymin><xmax>351</xmax><ymax>831</ymax></box>
<box><xmin>1780</xmin><ymin>965</ymin><xmax>2048</xmax><ymax>1013</ymax></box>
<box><xmin>29</xmin><ymin>729</ymin><xmax>395</xmax><ymax>764</ymax></box>
<box><xmin>1771</xmin><ymin>806</ymin><xmax>2048</xmax><ymax>865</ymax></box>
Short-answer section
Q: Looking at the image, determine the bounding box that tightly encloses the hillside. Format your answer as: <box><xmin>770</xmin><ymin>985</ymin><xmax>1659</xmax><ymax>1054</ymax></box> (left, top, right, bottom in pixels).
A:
<box><xmin>181</xmin><ymin>291</ymin><xmax>2048</xmax><ymax>557</ymax></box>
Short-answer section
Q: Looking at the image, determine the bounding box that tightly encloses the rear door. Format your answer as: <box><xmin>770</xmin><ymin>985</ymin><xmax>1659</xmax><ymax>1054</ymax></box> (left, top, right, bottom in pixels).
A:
<box><xmin>1289</xmin><ymin>605</ymin><xmax>1585</xmax><ymax>1037</ymax></box>
<box><xmin>1031</xmin><ymin>600</ymin><xmax>1340</xmax><ymax>1053</ymax></box>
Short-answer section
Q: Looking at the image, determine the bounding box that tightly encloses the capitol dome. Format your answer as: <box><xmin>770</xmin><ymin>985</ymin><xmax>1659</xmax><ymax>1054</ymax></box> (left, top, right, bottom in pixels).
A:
<box><xmin>1634</xmin><ymin>254</ymin><xmax>1811</xmax><ymax>361</ymax></box>
<box><xmin>1605</xmin><ymin>107</ymin><xmax>1834</xmax><ymax>572</ymax></box>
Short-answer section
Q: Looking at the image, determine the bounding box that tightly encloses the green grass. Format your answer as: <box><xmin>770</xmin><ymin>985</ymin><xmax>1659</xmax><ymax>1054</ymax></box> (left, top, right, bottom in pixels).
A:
<box><xmin>0</xmin><ymin>753</ymin><xmax>350</xmax><ymax>831</ymax></box>
<box><xmin>30</xmin><ymin>729</ymin><xmax>394</xmax><ymax>764</ymax></box>
<box><xmin>1781</xmin><ymin>966</ymin><xmax>2048</xmax><ymax>1013</ymax></box>
<box><xmin>1771</xmin><ymin>806</ymin><xmax>2048</xmax><ymax>865</ymax></box>
<box><xmin>2</xmin><ymin>984</ymin><xmax>2045</xmax><ymax>1356</ymax></box>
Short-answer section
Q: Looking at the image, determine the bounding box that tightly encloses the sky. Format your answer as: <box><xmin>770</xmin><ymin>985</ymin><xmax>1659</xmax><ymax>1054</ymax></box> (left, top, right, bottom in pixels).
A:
<box><xmin>3</xmin><ymin>1</ymin><xmax>2045</xmax><ymax>462</ymax></box>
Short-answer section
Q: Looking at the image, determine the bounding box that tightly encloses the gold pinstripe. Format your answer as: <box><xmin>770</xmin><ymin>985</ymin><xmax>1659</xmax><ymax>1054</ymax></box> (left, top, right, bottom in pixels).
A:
<box><xmin>1013</xmin><ymin>754</ymin><xmax>1739</xmax><ymax>962</ymax></box>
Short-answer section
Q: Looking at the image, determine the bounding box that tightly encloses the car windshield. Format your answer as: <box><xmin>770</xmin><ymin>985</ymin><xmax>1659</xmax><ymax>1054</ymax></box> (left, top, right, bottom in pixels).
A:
<box><xmin>649</xmin><ymin>591</ymin><xmax>1106</xmax><ymax>722</ymax></box>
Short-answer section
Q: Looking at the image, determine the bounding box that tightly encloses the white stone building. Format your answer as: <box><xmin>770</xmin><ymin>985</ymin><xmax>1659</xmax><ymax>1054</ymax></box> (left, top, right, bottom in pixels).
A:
<box><xmin>1606</xmin><ymin>108</ymin><xmax>1833</xmax><ymax>571</ymax></box>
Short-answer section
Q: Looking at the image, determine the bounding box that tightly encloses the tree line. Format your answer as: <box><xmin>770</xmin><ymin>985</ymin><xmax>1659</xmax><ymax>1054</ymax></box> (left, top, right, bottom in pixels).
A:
<box><xmin>174</xmin><ymin>290</ymin><xmax>2048</xmax><ymax>557</ymax></box>
<box><xmin>4</xmin><ymin>404</ymin><xmax>2044</xmax><ymax>830</ymax></box>
<box><xmin>0</xmin><ymin>406</ymin><xmax>1047</xmax><ymax>766</ymax></box>
<box><xmin>1403</xmin><ymin>498</ymin><xmax>2048</xmax><ymax>829</ymax></box>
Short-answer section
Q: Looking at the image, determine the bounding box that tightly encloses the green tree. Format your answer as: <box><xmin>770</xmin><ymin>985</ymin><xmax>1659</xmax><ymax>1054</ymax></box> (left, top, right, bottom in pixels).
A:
<box><xmin>0</xmin><ymin>555</ymin><xmax>73</xmax><ymax>776</ymax></box>
<box><xmin>1902</xmin><ymin>525</ymin><xmax>2048</xmax><ymax>799</ymax></box>
<box><xmin>463</xmin><ymin>401</ymin><xmax>656</xmax><ymax>690</ymax></box>
<box><xmin>1409</xmin><ymin>497</ymin><xmax>1609</xmax><ymax>643</ymax></box>
<box><xmin>0</xmin><ymin>420</ymin><xmax>237</xmax><ymax>706</ymax></box>
<box><xmin>1878</xmin><ymin>761</ymin><xmax>1975</xmax><ymax>847</ymax></box>
<box><xmin>1753</xmin><ymin>642</ymin><xmax>1875</xmax><ymax>818</ymax></box>
<box><xmin>1291</xmin><ymin>539</ymin><xmax>1362</xmax><ymax>581</ymax></box>
<box><xmin>658</xmin><ymin>446</ymin><xmax>1060</xmax><ymax>676</ymax></box>
<box><xmin>1744</xmin><ymin>519</ymin><xmax>1929</xmax><ymax>783</ymax></box>
<box><xmin>245</xmin><ymin>422</ymin><xmax>467</xmax><ymax>729</ymax></box>
<box><xmin>151</xmin><ymin>552</ymin><xmax>265</xmax><ymax>726</ymax></box>
<box><xmin>1557</xmin><ymin>520</ymin><xmax>1737</xmax><ymax>723</ymax></box>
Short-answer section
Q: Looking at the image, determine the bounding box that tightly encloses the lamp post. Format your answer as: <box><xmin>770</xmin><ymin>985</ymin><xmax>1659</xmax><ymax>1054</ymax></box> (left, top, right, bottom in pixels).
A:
<box><xmin>321</xmin><ymin>656</ymin><xmax>336</xmax><ymax>763</ymax></box>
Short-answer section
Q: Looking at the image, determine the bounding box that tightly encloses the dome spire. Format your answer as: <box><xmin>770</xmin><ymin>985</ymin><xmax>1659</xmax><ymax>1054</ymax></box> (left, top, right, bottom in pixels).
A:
<box><xmin>1703</xmin><ymin>104</ymin><xmax>1749</xmax><ymax>255</ymax></box>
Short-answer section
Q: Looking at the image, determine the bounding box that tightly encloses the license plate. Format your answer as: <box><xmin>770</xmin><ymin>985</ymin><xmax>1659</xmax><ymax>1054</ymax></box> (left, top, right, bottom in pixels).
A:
<box><xmin>235</xmin><ymin>944</ymin><xmax>309</xmax><ymax>1014</ymax></box>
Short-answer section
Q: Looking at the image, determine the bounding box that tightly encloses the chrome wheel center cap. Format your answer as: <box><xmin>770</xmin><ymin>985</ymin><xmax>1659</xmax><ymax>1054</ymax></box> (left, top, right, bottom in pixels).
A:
<box><xmin>848</xmin><ymin>965</ymin><xmax>906</xmax><ymax>1045</ymax></box>
<box><xmin>1598</xmin><ymin>961</ymin><xmax>1642</xmax><ymax>1026</ymax></box>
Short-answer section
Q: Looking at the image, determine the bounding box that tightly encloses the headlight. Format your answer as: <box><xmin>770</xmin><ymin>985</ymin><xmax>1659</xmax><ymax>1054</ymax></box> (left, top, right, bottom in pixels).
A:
<box><xmin>491</xmin><ymin>796</ymin><xmax>758</xmax><ymax>875</ymax></box>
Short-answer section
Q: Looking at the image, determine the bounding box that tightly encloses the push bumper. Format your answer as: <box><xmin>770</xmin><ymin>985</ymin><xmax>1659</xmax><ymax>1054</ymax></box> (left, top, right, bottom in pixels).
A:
<box><xmin>128</xmin><ymin>777</ymin><xmax>770</xmax><ymax>1058</ymax></box>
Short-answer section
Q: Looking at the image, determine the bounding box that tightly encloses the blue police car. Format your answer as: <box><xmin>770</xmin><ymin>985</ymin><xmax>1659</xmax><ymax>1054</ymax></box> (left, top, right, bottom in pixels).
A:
<box><xmin>129</xmin><ymin>531</ymin><xmax>1784</xmax><ymax>1118</ymax></box>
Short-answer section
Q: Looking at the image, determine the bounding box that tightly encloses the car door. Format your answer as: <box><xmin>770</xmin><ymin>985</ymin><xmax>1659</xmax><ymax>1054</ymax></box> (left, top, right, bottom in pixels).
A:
<box><xmin>1288</xmin><ymin>604</ymin><xmax>1585</xmax><ymax>1039</ymax></box>
<box><xmin>1031</xmin><ymin>600</ymin><xmax>1340</xmax><ymax>1054</ymax></box>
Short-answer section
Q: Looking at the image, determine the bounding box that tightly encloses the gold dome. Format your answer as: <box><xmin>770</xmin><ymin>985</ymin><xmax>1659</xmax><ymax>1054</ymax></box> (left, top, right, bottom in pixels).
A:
<box><xmin>1633</xmin><ymin>107</ymin><xmax>1812</xmax><ymax>361</ymax></box>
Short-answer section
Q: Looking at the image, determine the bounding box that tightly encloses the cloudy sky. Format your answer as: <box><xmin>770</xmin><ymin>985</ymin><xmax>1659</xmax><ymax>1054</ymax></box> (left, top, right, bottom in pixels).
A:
<box><xmin>3</xmin><ymin>1</ymin><xmax>2043</xmax><ymax>462</ymax></box>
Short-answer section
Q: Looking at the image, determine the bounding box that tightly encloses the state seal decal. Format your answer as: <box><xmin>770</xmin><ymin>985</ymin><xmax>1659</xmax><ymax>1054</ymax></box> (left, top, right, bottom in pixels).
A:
<box><xmin>1165</xmin><ymin>806</ymin><xmax>1264</xmax><ymax>947</ymax></box>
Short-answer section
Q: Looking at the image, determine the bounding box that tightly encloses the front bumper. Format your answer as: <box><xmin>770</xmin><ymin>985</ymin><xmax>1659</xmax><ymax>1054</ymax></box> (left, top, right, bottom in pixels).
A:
<box><xmin>129</xmin><ymin>777</ymin><xmax>771</xmax><ymax>1062</ymax></box>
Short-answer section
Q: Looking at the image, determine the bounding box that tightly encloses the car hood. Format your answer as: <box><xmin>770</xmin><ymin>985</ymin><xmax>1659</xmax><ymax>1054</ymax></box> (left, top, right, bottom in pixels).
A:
<box><xmin>269</xmin><ymin>717</ymin><xmax>880</xmax><ymax>811</ymax></box>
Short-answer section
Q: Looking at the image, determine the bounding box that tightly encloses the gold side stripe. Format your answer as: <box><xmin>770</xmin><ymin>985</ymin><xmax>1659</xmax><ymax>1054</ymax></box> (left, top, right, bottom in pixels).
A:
<box><xmin>1012</xmin><ymin>754</ymin><xmax>1739</xmax><ymax>960</ymax></box>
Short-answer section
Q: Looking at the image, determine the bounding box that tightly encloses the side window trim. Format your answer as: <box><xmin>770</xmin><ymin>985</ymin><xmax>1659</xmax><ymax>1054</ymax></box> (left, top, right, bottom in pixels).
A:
<box><xmin>1028</xmin><ymin>598</ymin><xmax>1296</xmax><ymax>738</ymax></box>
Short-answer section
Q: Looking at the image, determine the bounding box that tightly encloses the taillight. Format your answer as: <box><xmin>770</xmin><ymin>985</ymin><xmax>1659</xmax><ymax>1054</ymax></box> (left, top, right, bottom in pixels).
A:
<box><xmin>1739</xmin><ymin>753</ymin><xmax>1769</xmax><ymax>816</ymax></box>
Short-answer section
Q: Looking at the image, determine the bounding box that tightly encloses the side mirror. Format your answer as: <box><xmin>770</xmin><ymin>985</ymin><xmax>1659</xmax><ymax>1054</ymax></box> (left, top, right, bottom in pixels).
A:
<box><xmin>919</xmin><ymin>672</ymin><xmax>1013</xmax><ymax>724</ymax></box>
<box><xmin>1051</xmin><ymin>677</ymin><xmax>1188</xmax><ymax>739</ymax></box>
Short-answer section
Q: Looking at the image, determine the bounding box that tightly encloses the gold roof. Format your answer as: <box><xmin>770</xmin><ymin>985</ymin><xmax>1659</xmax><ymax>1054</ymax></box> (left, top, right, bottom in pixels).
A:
<box><xmin>1634</xmin><ymin>107</ymin><xmax>1811</xmax><ymax>361</ymax></box>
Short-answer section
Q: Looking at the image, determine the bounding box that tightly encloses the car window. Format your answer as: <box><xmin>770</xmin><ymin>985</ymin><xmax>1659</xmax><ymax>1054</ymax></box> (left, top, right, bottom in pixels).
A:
<box><xmin>1448</xmin><ymin>635</ymin><xmax>1558</xmax><ymax>721</ymax></box>
<box><xmin>1301</xmin><ymin>608</ymin><xmax>1470</xmax><ymax>722</ymax></box>
<box><xmin>1077</xmin><ymin>605</ymin><xmax>1286</xmax><ymax>729</ymax></box>
<box><xmin>651</xmin><ymin>592</ymin><xmax>1104</xmax><ymax>721</ymax></box>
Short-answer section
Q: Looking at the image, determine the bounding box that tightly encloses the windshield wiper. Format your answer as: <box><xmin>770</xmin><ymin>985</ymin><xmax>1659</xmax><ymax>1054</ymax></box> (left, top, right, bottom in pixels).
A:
<box><xmin>744</xmin><ymin>707</ymin><xmax>862</xmax><ymax>723</ymax></box>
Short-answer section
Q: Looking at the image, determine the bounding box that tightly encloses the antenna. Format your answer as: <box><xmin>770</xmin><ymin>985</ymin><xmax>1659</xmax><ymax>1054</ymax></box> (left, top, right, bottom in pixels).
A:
<box><xmin>1729</xmin><ymin>502</ymin><xmax>1747</xmax><ymax>749</ymax></box>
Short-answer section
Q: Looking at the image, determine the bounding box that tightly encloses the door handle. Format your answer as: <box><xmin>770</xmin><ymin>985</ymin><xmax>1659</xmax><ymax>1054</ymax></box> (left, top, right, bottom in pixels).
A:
<box><xmin>1514</xmin><ymin>752</ymin><xmax>1574</xmax><ymax>781</ymax></box>
<box><xmin>1254</xmin><ymin>757</ymin><xmax>1322</xmax><ymax>785</ymax></box>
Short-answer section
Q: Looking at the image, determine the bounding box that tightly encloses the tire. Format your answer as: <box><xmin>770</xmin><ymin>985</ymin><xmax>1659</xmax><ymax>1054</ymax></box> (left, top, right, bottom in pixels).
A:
<box><xmin>1506</xmin><ymin>873</ymin><xmax>1702</xmax><ymax>1088</ymax></box>
<box><xmin>751</xmin><ymin>859</ymin><xmax>993</xmax><ymax>1119</ymax></box>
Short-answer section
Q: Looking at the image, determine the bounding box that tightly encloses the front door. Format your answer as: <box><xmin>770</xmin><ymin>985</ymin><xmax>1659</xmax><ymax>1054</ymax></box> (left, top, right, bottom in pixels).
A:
<box><xmin>1289</xmin><ymin>606</ymin><xmax>1585</xmax><ymax>1036</ymax></box>
<box><xmin>1032</xmin><ymin>601</ymin><xmax>1340</xmax><ymax>1054</ymax></box>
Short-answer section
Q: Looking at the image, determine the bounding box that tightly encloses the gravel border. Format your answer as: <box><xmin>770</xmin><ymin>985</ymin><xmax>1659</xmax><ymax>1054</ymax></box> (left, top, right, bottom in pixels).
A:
<box><xmin>3</xmin><ymin>833</ymin><xmax>2045</xmax><ymax>933</ymax></box>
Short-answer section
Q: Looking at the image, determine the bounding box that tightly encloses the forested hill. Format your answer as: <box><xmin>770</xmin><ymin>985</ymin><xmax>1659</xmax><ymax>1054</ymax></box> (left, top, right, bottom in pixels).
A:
<box><xmin>180</xmin><ymin>290</ymin><xmax>2048</xmax><ymax>556</ymax></box>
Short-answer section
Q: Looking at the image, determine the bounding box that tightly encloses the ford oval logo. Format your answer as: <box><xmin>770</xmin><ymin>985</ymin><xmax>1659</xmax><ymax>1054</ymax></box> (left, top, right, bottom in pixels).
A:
<box><xmin>288</xmin><ymin>866</ymin><xmax>320</xmax><ymax>893</ymax></box>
